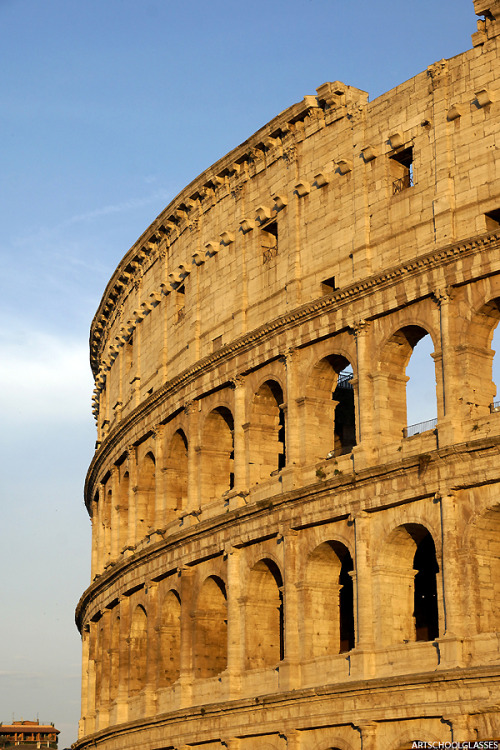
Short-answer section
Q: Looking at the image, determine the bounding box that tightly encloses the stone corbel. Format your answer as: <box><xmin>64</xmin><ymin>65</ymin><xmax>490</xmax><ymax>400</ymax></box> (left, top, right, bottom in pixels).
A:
<box><xmin>475</xmin><ymin>88</ymin><xmax>493</xmax><ymax>107</ymax></box>
<box><xmin>239</xmin><ymin>218</ymin><xmax>255</xmax><ymax>233</ymax></box>
<box><xmin>205</xmin><ymin>241</ymin><xmax>219</xmax><ymax>256</ymax></box>
<box><xmin>313</xmin><ymin>170</ymin><xmax>332</xmax><ymax>187</ymax></box>
<box><xmin>192</xmin><ymin>251</ymin><xmax>205</xmax><ymax>266</ymax></box>
<box><xmin>220</xmin><ymin>231</ymin><xmax>235</xmax><ymax>246</ymax></box>
<box><xmin>361</xmin><ymin>145</ymin><xmax>378</xmax><ymax>162</ymax></box>
<box><xmin>295</xmin><ymin>181</ymin><xmax>311</xmax><ymax>197</ymax></box>
<box><xmin>272</xmin><ymin>193</ymin><xmax>287</xmax><ymax>211</ymax></box>
<box><xmin>337</xmin><ymin>159</ymin><xmax>353</xmax><ymax>175</ymax></box>
<box><xmin>255</xmin><ymin>205</ymin><xmax>272</xmax><ymax>223</ymax></box>
<box><xmin>388</xmin><ymin>131</ymin><xmax>404</xmax><ymax>149</ymax></box>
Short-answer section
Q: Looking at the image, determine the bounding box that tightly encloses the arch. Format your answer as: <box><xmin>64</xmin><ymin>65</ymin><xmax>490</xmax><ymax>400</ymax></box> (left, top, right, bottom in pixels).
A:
<box><xmin>136</xmin><ymin>452</ymin><xmax>156</xmax><ymax>540</ymax></box>
<box><xmin>201</xmin><ymin>407</ymin><xmax>234</xmax><ymax>504</ymax></box>
<box><xmin>303</xmin><ymin>541</ymin><xmax>354</xmax><ymax>658</ymax></box>
<box><xmin>376</xmin><ymin>524</ymin><xmax>439</xmax><ymax>646</ymax></box>
<box><xmin>193</xmin><ymin>575</ymin><xmax>227</xmax><ymax>679</ymax></box>
<box><xmin>159</xmin><ymin>590</ymin><xmax>181</xmax><ymax>686</ymax></box>
<box><xmin>246</xmin><ymin>558</ymin><xmax>284</xmax><ymax>669</ymax></box>
<box><xmin>379</xmin><ymin>325</ymin><xmax>437</xmax><ymax>440</ymax></box>
<box><xmin>405</xmin><ymin>333</ymin><xmax>438</xmax><ymax>429</ymax></box>
<box><xmin>249</xmin><ymin>380</ymin><xmax>286</xmax><ymax>484</ymax></box>
<box><xmin>129</xmin><ymin>605</ymin><xmax>148</xmax><ymax>695</ymax></box>
<box><xmin>467</xmin><ymin>297</ymin><xmax>500</xmax><ymax>415</ymax></box>
<box><xmin>165</xmin><ymin>429</ymin><xmax>188</xmax><ymax>514</ymax></box>
<box><xmin>469</xmin><ymin>503</ymin><xmax>500</xmax><ymax>633</ymax></box>
<box><xmin>304</xmin><ymin>354</ymin><xmax>356</xmax><ymax>463</ymax></box>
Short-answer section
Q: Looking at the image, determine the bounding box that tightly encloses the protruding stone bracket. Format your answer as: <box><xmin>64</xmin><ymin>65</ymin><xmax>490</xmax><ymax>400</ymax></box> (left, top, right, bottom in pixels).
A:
<box><xmin>272</xmin><ymin>194</ymin><xmax>287</xmax><ymax>211</ymax></box>
<box><xmin>192</xmin><ymin>252</ymin><xmax>205</xmax><ymax>266</ymax></box>
<box><xmin>337</xmin><ymin>159</ymin><xmax>353</xmax><ymax>175</ymax></box>
<box><xmin>361</xmin><ymin>145</ymin><xmax>378</xmax><ymax>162</ymax></box>
<box><xmin>313</xmin><ymin>171</ymin><xmax>331</xmax><ymax>188</ymax></box>
<box><xmin>205</xmin><ymin>241</ymin><xmax>219</xmax><ymax>257</ymax></box>
<box><xmin>220</xmin><ymin>231</ymin><xmax>235</xmax><ymax>246</ymax></box>
<box><xmin>239</xmin><ymin>218</ymin><xmax>255</xmax><ymax>233</ymax></box>
<box><xmin>294</xmin><ymin>181</ymin><xmax>311</xmax><ymax>197</ymax></box>
<box><xmin>388</xmin><ymin>131</ymin><xmax>405</xmax><ymax>150</ymax></box>
<box><xmin>475</xmin><ymin>88</ymin><xmax>493</xmax><ymax>107</ymax></box>
<box><xmin>447</xmin><ymin>104</ymin><xmax>463</xmax><ymax>121</ymax></box>
<box><xmin>255</xmin><ymin>205</ymin><xmax>272</xmax><ymax>223</ymax></box>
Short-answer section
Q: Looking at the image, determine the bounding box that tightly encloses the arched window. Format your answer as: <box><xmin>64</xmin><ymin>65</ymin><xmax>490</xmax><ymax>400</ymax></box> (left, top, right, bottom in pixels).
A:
<box><xmin>136</xmin><ymin>452</ymin><xmax>155</xmax><ymax>541</ymax></box>
<box><xmin>201</xmin><ymin>408</ymin><xmax>234</xmax><ymax>504</ymax></box>
<box><xmin>159</xmin><ymin>590</ymin><xmax>181</xmax><ymax>686</ymax></box>
<box><xmin>491</xmin><ymin>320</ymin><xmax>500</xmax><ymax>410</ymax></box>
<box><xmin>303</xmin><ymin>542</ymin><xmax>354</xmax><ymax>659</ymax></box>
<box><xmin>250</xmin><ymin>381</ymin><xmax>286</xmax><ymax>484</ymax></box>
<box><xmin>246</xmin><ymin>559</ymin><xmax>284</xmax><ymax>669</ymax></box>
<box><xmin>381</xmin><ymin>326</ymin><xmax>437</xmax><ymax>440</ymax></box>
<box><xmin>193</xmin><ymin>576</ymin><xmax>227</xmax><ymax>679</ymax></box>
<box><xmin>405</xmin><ymin>331</ymin><xmax>438</xmax><ymax>433</ymax></box>
<box><xmin>303</xmin><ymin>356</ymin><xmax>356</xmax><ymax>464</ymax></box>
<box><xmin>129</xmin><ymin>605</ymin><xmax>148</xmax><ymax>695</ymax></box>
<box><xmin>376</xmin><ymin>524</ymin><xmax>439</xmax><ymax>646</ymax></box>
<box><xmin>165</xmin><ymin>430</ymin><xmax>188</xmax><ymax>514</ymax></box>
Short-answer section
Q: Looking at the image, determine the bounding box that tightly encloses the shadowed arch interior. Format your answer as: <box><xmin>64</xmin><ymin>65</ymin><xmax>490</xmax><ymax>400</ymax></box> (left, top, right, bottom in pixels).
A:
<box><xmin>202</xmin><ymin>407</ymin><xmax>234</xmax><ymax>503</ymax></box>
<box><xmin>165</xmin><ymin>429</ymin><xmax>188</xmax><ymax>514</ymax></box>
<box><xmin>249</xmin><ymin>380</ymin><xmax>286</xmax><ymax>483</ymax></box>
<box><xmin>193</xmin><ymin>576</ymin><xmax>227</xmax><ymax>679</ymax></box>
<box><xmin>246</xmin><ymin>558</ymin><xmax>284</xmax><ymax>669</ymax></box>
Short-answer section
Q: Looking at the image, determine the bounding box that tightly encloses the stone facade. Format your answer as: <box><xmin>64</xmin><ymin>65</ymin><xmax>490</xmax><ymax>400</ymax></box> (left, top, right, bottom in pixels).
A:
<box><xmin>75</xmin><ymin>3</ymin><xmax>500</xmax><ymax>748</ymax></box>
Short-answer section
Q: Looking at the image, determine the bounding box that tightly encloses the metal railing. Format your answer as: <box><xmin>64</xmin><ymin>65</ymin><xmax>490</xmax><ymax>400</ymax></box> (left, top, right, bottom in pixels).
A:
<box><xmin>392</xmin><ymin>172</ymin><xmax>413</xmax><ymax>194</ymax></box>
<box><xmin>403</xmin><ymin>418</ymin><xmax>437</xmax><ymax>438</ymax></box>
<box><xmin>337</xmin><ymin>372</ymin><xmax>354</xmax><ymax>389</ymax></box>
<box><xmin>490</xmin><ymin>400</ymin><xmax>500</xmax><ymax>413</ymax></box>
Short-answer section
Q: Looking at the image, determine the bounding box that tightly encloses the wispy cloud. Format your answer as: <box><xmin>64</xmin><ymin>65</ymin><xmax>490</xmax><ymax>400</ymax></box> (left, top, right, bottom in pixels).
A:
<box><xmin>0</xmin><ymin>327</ymin><xmax>93</xmax><ymax>426</ymax></box>
<box><xmin>53</xmin><ymin>188</ymin><xmax>173</xmax><ymax>230</ymax></box>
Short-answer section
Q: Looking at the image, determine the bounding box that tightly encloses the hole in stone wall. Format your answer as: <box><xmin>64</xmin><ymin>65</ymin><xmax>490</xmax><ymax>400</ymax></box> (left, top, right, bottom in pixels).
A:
<box><xmin>390</xmin><ymin>146</ymin><xmax>414</xmax><ymax>193</ymax></box>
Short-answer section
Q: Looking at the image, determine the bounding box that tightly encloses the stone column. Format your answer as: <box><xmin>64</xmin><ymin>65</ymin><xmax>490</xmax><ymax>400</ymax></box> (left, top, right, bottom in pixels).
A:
<box><xmin>231</xmin><ymin>376</ymin><xmax>248</xmax><ymax>499</ymax></box>
<box><xmin>144</xmin><ymin>581</ymin><xmax>158</xmax><ymax>715</ymax></box>
<box><xmin>79</xmin><ymin>625</ymin><xmax>91</xmax><ymax>737</ymax></box>
<box><xmin>110</xmin><ymin>466</ymin><xmax>120</xmax><ymax>561</ymax></box>
<box><xmin>153</xmin><ymin>425</ymin><xmax>166</xmax><ymax>532</ymax></box>
<box><xmin>86</xmin><ymin>620</ymin><xmax>97</xmax><ymax>734</ymax></box>
<box><xmin>350</xmin><ymin>511</ymin><xmax>374</xmax><ymax>680</ymax></box>
<box><xmin>186</xmin><ymin>403</ymin><xmax>200</xmax><ymax>516</ymax></box>
<box><xmin>283</xmin><ymin>349</ymin><xmax>301</xmax><ymax>471</ymax></box>
<box><xmin>179</xmin><ymin>567</ymin><xmax>195</xmax><ymax>707</ymax></box>
<box><xmin>358</xmin><ymin>722</ymin><xmax>378</xmax><ymax>750</ymax></box>
<box><xmin>127</xmin><ymin>446</ymin><xmax>138</xmax><ymax>549</ymax></box>
<box><xmin>95</xmin><ymin>485</ymin><xmax>105</xmax><ymax>575</ymax></box>
<box><xmin>352</xmin><ymin>321</ymin><xmax>375</xmax><ymax>468</ymax></box>
<box><xmin>226</xmin><ymin>545</ymin><xmax>243</xmax><ymax>697</ymax></box>
<box><xmin>90</xmin><ymin>497</ymin><xmax>99</xmax><ymax>580</ymax></box>
<box><xmin>115</xmin><ymin>595</ymin><xmax>129</xmax><ymax>724</ymax></box>
<box><xmin>437</xmin><ymin>492</ymin><xmax>465</xmax><ymax>666</ymax></box>
<box><xmin>280</xmin><ymin>528</ymin><xmax>301</xmax><ymax>690</ymax></box>
<box><xmin>97</xmin><ymin>609</ymin><xmax>111</xmax><ymax>730</ymax></box>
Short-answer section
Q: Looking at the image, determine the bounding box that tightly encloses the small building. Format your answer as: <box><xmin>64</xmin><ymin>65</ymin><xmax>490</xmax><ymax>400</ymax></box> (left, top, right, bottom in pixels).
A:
<box><xmin>0</xmin><ymin>720</ymin><xmax>59</xmax><ymax>749</ymax></box>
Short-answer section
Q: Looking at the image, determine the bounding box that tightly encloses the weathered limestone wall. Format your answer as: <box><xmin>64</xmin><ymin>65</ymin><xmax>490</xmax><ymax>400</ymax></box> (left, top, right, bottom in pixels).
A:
<box><xmin>76</xmin><ymin>5</ymin><xmax>500</xmax><ymax>749</ymax></box>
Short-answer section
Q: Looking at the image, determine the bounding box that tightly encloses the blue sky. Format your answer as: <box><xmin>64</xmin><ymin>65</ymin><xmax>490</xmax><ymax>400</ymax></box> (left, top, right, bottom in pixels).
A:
<box><xmin>0</xmin><ymin>1</ymin><xmax>477</xmax><ymax>747</ymax></box>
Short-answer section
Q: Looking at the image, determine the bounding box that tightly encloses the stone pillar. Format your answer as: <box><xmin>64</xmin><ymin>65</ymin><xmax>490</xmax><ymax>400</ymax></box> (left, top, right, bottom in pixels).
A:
<box><xmin>86</xmin><ymin>620</ymin><xmax>97</xmax><ymax>734</ymax></box>
<box><xmin>127</xmin><ymin>446</ymin><xmax>138</xmax><ymax>549</ymax></box>
<box><xmin>144</xmin><ymin>581</ymin><xmax>158</xmax><ymax>715</ymax></box>
<box><xmin>280</xmin><ymin>529</ymin><xmax>301</xmax><ymax>690</ymax></box>
<box><xmin>231</xmin><ymin>376</ymin><xmax>248</xmax><ymax>497</ymax></box>
<box><xmin>437</xmin><ymin>492</ymin><xmax>465</xmax><ymax>666</ymax></box>
<box><xmin>226</xmin><ymin>545</ymin><xmax>242</xmax><ymax>697</ymax></box>
<box><xmin>153</xmin><ymin>425</ymin><xmax>166</xmax><ymax>531</ymax></box>
<box><xmin>90</xmin><ymin>497</ymin><xmax>99</xmax><ymax>580</ymax></box>
<box><xmin>79</xmin><ymin>625</ymin><xmax>91</xmax><ymax>737</ymax></box>
<box><xmin>358</xmin><ymin>722</ymin><xmax>378</xmax><ymax>750</ymax></box>
<box><xmin>350</xmin><ymin>512</ymin><xmax>374</xmax><ymax>679</ymax></box>
<box><xmin>352</xmin><ymin>320</ymin><xmax>375</xmax><ymax>469</ymax></box>
<box><xmin>179</xmin><ymin>567</ymin><xmax>195</xmax><ymax>706</ymax></box>
<box><xmin>286</xmin><ymin>730</ymin><xmax>301</xmax><ymax>750</ymax></box>
<box><xmin>97</xmin><ymin>609</ymin><xmax>111</xmax><ymax>730</ymax></box>
<box><xmin>110</xmin><ymin>466</ymin><xmax>120</xmax><ymax>561</ymax></box>
<box><xmin>283</xmin><ymin>349</ymin><xmax>301</xmax><ymax>470</ymax></box>
<box><xmin>95</xmin><ymin>485</ymin><xmax>105</xmax><ymax>575</ymax></box>
<box><xmin>115</xmin><ymin>595</ymin><xmax>129</xmax><ymax>724</ymax></box>
<box><xmin>186</xmin><ymin>403</ymin><xmax>200</xmax><ymax>516</ymax></box>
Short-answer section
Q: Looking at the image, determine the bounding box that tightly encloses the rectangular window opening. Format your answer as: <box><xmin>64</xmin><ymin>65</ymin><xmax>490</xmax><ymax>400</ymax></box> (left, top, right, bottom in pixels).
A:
<box><xmin>212</xmin><ymin>335</ymin><xmax>222</xmax><ymax>352</ymax></box>
<box><xmin>485</xmin><ymin>208</ymin><xmax>500</xmax><ymax>231</ymax></box>
<box><xmin>321</xmin><ymin>275</ymin><xmax>337</xmax><ymax>295</ymax></box>
<box><xmin>261</xmin><ymin>220</ymin><xmax>278</xmax><ymax>263</ymax></box>
<box><xmin>390</xmin><ymin>146</ymin><xmax>414</xmax><ymax>194</ymax></box>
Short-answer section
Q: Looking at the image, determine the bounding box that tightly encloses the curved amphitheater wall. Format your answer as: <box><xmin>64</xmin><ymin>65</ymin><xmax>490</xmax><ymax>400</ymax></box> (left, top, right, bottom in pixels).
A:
<box><xmin>75</xmin><ymin>5</ymin><xmax>500</xmax><ymax>748</ymax></box>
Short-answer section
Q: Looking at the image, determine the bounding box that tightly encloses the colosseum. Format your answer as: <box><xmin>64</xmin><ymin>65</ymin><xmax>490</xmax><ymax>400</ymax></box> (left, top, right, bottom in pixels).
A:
<box><xmin>75</xmin><ymin>3</ymin><xmax>500</xmax><ymax>748</ymax></box>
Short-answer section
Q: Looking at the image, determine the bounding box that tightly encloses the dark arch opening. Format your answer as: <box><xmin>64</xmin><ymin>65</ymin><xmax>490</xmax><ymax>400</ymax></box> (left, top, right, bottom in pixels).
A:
<box><xmin>413</xmin><ymin>532</ymin><xmax>439</xmax><ymax>641</ymax></box>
